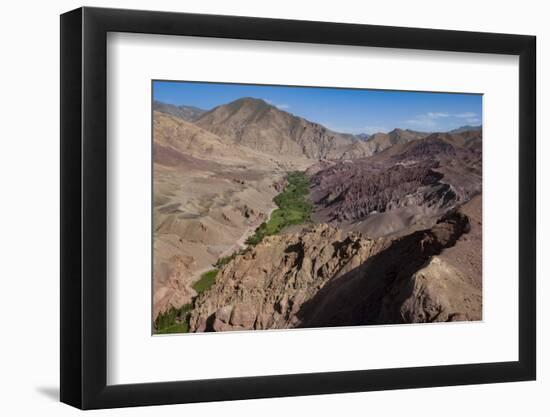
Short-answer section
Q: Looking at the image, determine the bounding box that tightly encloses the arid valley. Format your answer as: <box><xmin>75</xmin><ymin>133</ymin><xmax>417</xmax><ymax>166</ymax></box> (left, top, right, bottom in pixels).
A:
<box><xmin>153</xmin><ymin>85</ymin><xmax>482</xmax><ymax>334</ymax></box>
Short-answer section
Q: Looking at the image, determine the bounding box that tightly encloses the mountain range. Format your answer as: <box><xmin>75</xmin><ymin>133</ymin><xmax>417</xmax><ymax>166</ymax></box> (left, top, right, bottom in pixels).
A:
<box><xmin>153</xmin><ymin>95</ymin><xmax>483</xmax><ymax>330</ymax></box>
<box><xmin>155</xmin><ymin>97</ymin><xmax>481</xmax><ymax>160</ymax></box>
<box><xmin>193</xmin><ymin>97</ymin><xmax>371</xmax><ymax>159</ymax></box>
<box><xmin>153</xmin><ymin>100</ymin><xmax>206</xmax><ymax>122</ymax></box>
<box><xmin>448</xmin><ymin>124</ymin><xmax>482</xmax><ymax>134</ymax></box>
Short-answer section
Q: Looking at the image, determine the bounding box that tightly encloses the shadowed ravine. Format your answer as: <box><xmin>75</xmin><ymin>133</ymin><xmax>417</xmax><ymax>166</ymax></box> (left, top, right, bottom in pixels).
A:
<box><xmin>296</xmin><ymin>211</ymin><xmax>472</xmax><ymax>327</ymax></box>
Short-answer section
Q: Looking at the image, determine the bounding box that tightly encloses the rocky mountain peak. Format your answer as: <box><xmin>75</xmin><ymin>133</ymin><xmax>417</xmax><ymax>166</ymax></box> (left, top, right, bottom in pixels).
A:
<box><xmin>194</xmin><ymin>98</ymin><xmax>366</xmax><ymax>160</ymax></box>
<box><xmin>224</xmin><ymin>96</ymin><xmax>271</xmax><ymax>111</ymax></box>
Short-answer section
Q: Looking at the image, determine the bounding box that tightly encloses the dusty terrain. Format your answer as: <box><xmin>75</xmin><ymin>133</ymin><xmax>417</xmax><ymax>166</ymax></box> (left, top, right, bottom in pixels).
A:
<box><xmin>153</xmin><ymin>96</ymin><xmax>482</xmax><ymax>331</ymax></box>
<box><xmin>153</xmin><ymin>112</ymin><xmax>287</xmax><ymax>317</ymax></box>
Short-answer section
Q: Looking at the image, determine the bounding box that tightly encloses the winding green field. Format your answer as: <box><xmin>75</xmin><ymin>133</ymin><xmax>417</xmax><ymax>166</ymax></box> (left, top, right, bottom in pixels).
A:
<box><xmin>246</xmin><ymin>171</ymin><xmax>312</xmax><ymax>245</ymax></box>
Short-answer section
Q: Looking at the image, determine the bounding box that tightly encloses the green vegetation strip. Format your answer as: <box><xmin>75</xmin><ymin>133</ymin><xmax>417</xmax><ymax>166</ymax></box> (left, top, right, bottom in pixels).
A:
<box><xmin>246</xmin><ymin>171</ymin><xmax>313</xmax><ymax>245</ymax></box>
<box><xmin>154</xmin><ymin>171</ymin><xmax>312</xmax><ymax>334</ymax></box>
<box><xmin>192</xmin><ymin>269</ymin><xmax>219</xmax><ymax>294</ymax></box>
<box><xmin>154</xmin><ymin>269</ymin><xmax>221</xmax><ymax>334</ymax></box>
<box><xmin>155</xmin><ymin>303</ymin><xmax>192</xmax><ymax>334</ymax></box>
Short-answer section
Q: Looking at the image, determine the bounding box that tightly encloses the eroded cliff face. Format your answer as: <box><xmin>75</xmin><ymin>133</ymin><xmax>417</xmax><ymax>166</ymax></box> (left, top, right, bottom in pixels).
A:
<box><xmin>188</xmin><ymin>205</ymin><xmax>481</xmax><ymax>332</ymax></box>
<box><xmin>380</xmin><ymin>256</ymin><xmax>481</xmax><ymax>323</ymax></box>
<box><xmin>188</xmin><ymin>224</ymin><xmax>386</xmax><ymax>332</ymax></box>
<box><xmin>310</xmin><ymin>132</ymin><xmax>482</xmax><ymax>238</ymax></box>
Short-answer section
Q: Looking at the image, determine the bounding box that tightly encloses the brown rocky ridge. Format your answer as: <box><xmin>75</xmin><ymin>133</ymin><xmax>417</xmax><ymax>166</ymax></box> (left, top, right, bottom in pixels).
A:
<box><xmin>188</xmin><ymin>199</ymin><xmax>481</xmax><ymax>332</ymax></box>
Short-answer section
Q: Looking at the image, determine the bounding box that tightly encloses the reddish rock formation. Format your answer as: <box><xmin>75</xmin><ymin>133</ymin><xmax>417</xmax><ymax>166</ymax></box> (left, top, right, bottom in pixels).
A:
<box><xmin>310</xmin><ymin>131</ymin><xmax>482</xmax><ymax>237</ymax></box>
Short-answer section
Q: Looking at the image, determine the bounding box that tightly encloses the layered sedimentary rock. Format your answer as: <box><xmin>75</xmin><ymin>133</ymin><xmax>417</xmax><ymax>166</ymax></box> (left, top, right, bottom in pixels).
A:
<box><xmin>310</xmin><ymin>131</ymin><xmax>482</xmax><ymax>237</ymax></box>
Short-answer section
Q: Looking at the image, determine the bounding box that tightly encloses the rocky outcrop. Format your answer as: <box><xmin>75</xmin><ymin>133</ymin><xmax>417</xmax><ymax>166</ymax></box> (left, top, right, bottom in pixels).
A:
<box><xmin>310</xmin><ymin>132</ymin><xmax>482</xmax><ymax>237</ymax></box>
<box><xmin>188</xmin><ymin>209</ymin><xmax>481</xmax><ymax>332</ymax></box>
<box><xmin>188</xmin><ymin>224</ymin><xmax>386</xmax><ymax>331</ymax></box>
<box><xmin>299</xmin><ymin>210</ymin><xmax>478</xmax><ymax>327</ymax></box>
<box><xmin>313</xmin><ymin>162</ymin><xmax>453</xmax><ymax>222</ymax></box>
<box><xmin>380</xmin><ymin>257</ymin><xmax>482</xmax><ymax>323</ymax></box>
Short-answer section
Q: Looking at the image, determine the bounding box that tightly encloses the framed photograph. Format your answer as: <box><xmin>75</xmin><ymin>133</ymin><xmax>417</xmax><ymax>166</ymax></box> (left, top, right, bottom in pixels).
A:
<box><xmin>60</xmin><ymin>6</ymin><xmax>536</xmax><ymax>409</ymax></box>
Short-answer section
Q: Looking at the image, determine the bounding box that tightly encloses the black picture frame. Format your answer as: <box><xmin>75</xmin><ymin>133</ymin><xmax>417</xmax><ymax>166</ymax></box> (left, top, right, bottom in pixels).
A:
<box><xmin>60</xmin><ymin>6</ymin><xmax>536</xmax><ymax>410</ymax></box>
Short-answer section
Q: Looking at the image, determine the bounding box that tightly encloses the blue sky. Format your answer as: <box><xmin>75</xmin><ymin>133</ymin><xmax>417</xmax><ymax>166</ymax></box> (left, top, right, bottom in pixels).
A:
<box><xmin>153</xmin><ymin>81</ymin><xmax>482</xmax><ymax>134</ymax></box>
